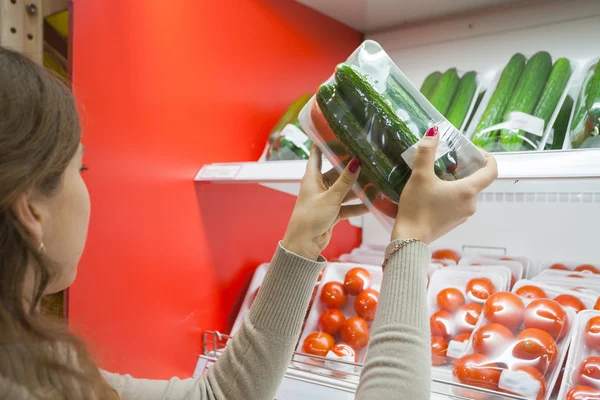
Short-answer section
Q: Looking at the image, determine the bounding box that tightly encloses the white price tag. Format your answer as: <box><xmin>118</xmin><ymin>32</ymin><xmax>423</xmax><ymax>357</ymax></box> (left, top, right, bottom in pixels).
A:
<box><xmin>446</xmin><ymin>340</ymin><xmax>468</xmax><ymax>359</ymax></box>
<box><xmin>479</xmin><ymin>112</ymin><xmax>545</xmax><ymax>138</ymax></box>
<box><xmin>498</xmin><ymin>369</ymin><xmax>541</xmax><ymax>399</ymax></box>
<box><xmin>197</xmin><ymin>165</ymin><xmax>241</xmax><ymax>180</ymax></box>
<box><xmin>324</xmin><ymin>350</ymin><xmax>355</xmax><ymax>374</ymax></box>
<box><xmin>281</xmin><ymin>124</ymin><xmax>310</xmax><ymax>154</ymax></box>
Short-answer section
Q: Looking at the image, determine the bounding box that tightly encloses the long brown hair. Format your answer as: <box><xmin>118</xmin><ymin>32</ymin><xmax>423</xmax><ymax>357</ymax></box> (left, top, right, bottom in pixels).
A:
<box><xmin>0</xmin><ymin>47</ymin><xmax>117</xmax><ymax>399</ymax></box>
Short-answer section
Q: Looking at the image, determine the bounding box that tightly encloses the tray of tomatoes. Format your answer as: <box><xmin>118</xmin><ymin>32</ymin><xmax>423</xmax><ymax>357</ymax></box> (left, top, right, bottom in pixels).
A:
<box><xmin>513</xmin><ymin>280</ymin><xmax>597</xmax><ymax>315</ymax></box>
<box><xmin>558</xmin><ymin>310</ymin><xmax>600</xmax><ymax>400</ymax></box>
<box><xmin>540</xmin><ymin>260</ymin><xmax>600</xmax><ymax>275</ymax></box>
<box><xmin>452</xmin><ymin>292</ymin><xmax>575</xmax><ymax>400</ymax></box>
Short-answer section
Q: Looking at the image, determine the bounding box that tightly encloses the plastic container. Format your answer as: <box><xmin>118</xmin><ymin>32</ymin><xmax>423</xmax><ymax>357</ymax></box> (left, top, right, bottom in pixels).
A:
<box><xmin>566</xmin><ymin>58</ymin><xmax>600</xmax><ymax>149</ymax></box>
<box><xmin>557</xmin><ymin>310</ymin><xmax>600</xmax><ymax>399</ymax></box>
<box><xmin>298</xmin><ymin>40</ymin><xmax>486</xmax><ymax>232</ymax></box>
<box><xmin>265</xmin><ymin>94</ymin><xmax>313</xmax><ymax>161</ymax></box>
<box><xmin>460</xmin><ymin>256</ymin><xmax>525</xmax><ymax>289</ymax></box>
<box><xmin>512</xmin><ymin>279</ymin><xmax>597</xmax><ymax>313</ymax></box>
<box><xmin>467</xmin><ymin>53</ymin><xmax>576</xmax><ymax>153</ymax></box>
<box><xmin>538</xmin><ymin>259</ymin><xmax>600</xmax><ymax>275</ymax></box>
<box><xmin>452</xmin><ymin>293</ymin><xmax>575</xmax><ymax>400</ymax></box>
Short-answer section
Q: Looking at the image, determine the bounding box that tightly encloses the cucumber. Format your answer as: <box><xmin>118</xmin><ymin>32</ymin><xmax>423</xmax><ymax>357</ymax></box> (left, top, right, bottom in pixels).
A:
<box><xmin>420</xmin><ymin>71</ymin><xmax>442</xmax><ymax>99</ymax></box>
<box><xmin>571</xmin><ymin>63</ymin><xmax>599</xmax><ymax>148</ymax></box>
<box><xmin>429</xmin><ymin>68</ymin><xmax>460</xmax><ymax>116</ymax></box>
<box><xmin>386</xmin><ymin>75</ymin><xmax>430</xmax><ymax>135</ymax></box>
<box><xmin>550</xmin><ymin>95</ymin><xmax>573</xmax><ymax>150</ymax></box>
<box><xmin>471</xmin><ymin>53</ymin><xmax>527</xmax><ymax>150</ymax></box>
<box><xmin>316</xmin><ymin>83</ymin><xmax>404</xmax><ymax>200</ymax></box>
<box><xmin>466</xmin><ymin>90</ymin><xmax>486</xmax><ymax>130</ymax></box>
<box><xmin>532</xmin><ymin>58</ymin><xmax>571</xmax><ymax>129</ymax></box>
<box><xmin>586</xmin><ymin>62</ymin><xmax>600</xmax><ymax>138</ymax></box>
<box><xmin>446</xmin><ymin>71</ymin><xmax>477</xmax><ymax>130</ymax></box>
<box><xmin>499</xmin><ymin>51</ymin><xmax>553</xmax><ymax>151</ymax></box>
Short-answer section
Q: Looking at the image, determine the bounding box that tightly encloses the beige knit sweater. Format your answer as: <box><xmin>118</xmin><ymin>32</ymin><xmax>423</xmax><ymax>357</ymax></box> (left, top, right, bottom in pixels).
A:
<box><xmin>103</xmin><ymin>241</ymin><xmax>431</xmax><ymax>399</ymax></box>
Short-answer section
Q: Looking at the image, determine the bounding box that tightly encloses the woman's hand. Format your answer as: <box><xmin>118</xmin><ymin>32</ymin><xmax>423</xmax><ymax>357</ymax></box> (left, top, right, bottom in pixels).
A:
<box><xmin>392</xmin><ymin>126</ymin><xmax>498</xmax><ymax>244</ymax></box>
<box><xmin>282</xmin><ymin>147</ymin><xmax>369</xmax><ymax>260</ymax></box>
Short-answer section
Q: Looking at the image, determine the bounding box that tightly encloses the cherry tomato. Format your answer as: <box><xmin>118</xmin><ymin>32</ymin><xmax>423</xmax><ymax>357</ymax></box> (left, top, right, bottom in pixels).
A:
<box><xmin>431</xmin><ymin>336</ymin><xmax>448</xmax><ymax>366</ymax></box>
<box><xmin>455</xmin><ymin>303</ymin><xmax>483</xmax><ymax>334</ymax></box>
<box><xmin>483</xmin><ymin>292</ymin><xmax>525</xmax><ymax>332</ymax></box>
<box><xmin>344</xmin><ymin>267</ymin><xmax>372</xmax><ymax>295</ymax></box>
<box><xmin>523</xmin><ymin>298</ymin><xmax>569</xmax><ymax>340</ymax></box>
<box><xmin>320</xmin><ymin>281</ymin><xmax>346</xmax><ymax>309</ymax></box>
<box><xmin>501</xmin><ymin>365</ymin><xmax>546</xmax><ymax>400</ymax></box>
<box><xmin>432</xmin><ymin>249</ymin><xmax>461</xmax><ymax>263</ymax></box>
<box><xmin>515</xmin><ymin>285</ymin><xmax>547</xmax><ymax>300</ymax></box>
<box><xmin>354</xmin><ymin>289</ymin><xmax>379</xmax><ymax>321</ymax></box>
<box><xmin>576</xmin><ymin>264</ymin><xmax>600</xmax><ymax>274</ymax></box>
<box><xmin>578</xmin><ymin>357</ymin><xmax>600</xmax><ymax>389</ymax></box>
<box><xmin>554</xmin><ymin>294</ymin><xmax>586</xmax><ymax>314</ymax></box>
<box><xmin>453</xmin><ymin>333</ymin><xmax>472</xmax><ymax>343</ymax></box>
<box><xmin>472</xmin><ymin>323</ymin><xmax>513</xmax><ymax>357</ymax></box>
<box><xmin>453</xmin><ymin>353</ymin><xmax>502</xmax><ymax>391</ymax></box>
<box><xmin>550</xmin><ymin>263</ymin><xmax>569</xmax><ymax>270</ymax></box>
<box><xmin>596</xmin><ymin>297</ymin><xmax>600</xmax><ymax>311</ymax></box>
<box><xmin>302</xmin><ymin>331</ymin><xmax>335</xmax><ymax>357</ymax></box>
<box><xmin>437</xmin><ymin>288</ymin><xmax>465</xmax><ymax>312</ymax></box>
<box><xmin>466</xmin><ymin>277</ymin><xmax>497</xmax><ymax>302</ymax></box>
<box><xmin>430</xmin><ymin>309</ymin><xmax>455</xmax><ymax>340</ymax></box>
<box><xmin>318</xmin><ymin>308</ymin><xmax>346</xmax><ymax>336</ymax></box>
<box><xmin>586</xmin><ymin>316</ymin><xmax>600</xmax><ymax>352</ymax></box>
<box><xmin>512</xmin><ymin>328</ymin><xmax>558</xmax><ymax>375</ymax></box>
<box><xmin>330</xmin><ymin>343</ymin><xmax>357</xmax><ymax>362</ymax></box>
<box><xmin>340</xmin><ymin>317</ymin><xmax>370</xmax><ymax>349</ymax></box>
<box><xmin>567</xmin><ymin>385</ymin><xmax>600</xmax><ymax>400</ymax></box>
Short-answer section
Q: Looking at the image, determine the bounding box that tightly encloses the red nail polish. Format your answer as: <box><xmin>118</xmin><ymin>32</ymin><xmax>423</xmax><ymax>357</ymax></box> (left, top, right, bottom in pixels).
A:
<box><xmin>426</xmin><ymin>126</ymin><xmax>438</xmax><ymax>137</ymax></box>
<box><xmin>349</xmin><ymin>158</ymin><xmax>360</xmax><ymax>173</ymax></box>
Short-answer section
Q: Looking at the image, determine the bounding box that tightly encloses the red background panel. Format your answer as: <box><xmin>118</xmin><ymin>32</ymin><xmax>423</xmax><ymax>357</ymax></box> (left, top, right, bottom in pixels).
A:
<box><xmin>69</xmin><ymin>0</ymin><xmax>363</xmax><ymax>379</ymax></box>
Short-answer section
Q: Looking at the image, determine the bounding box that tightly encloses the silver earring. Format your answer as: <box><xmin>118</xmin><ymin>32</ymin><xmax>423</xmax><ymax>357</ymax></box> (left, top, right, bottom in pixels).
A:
<box><xmin>38</xmin><ymin>241</ymin><xmax>46</xmax><ymax>253</ymax></box>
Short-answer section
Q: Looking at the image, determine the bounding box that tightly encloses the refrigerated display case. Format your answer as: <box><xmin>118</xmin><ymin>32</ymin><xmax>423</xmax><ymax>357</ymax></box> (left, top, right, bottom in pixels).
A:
<box><xmin>195</xmin><ymin>0</ymin><xmax>600</xmax><ymax>398</ymax></box>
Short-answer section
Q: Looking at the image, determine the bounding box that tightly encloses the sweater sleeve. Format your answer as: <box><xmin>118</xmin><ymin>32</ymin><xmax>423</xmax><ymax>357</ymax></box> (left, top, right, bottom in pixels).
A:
<box><xmin>103</xmin><ymin>242</ymin><xmax>325</xmax><ymax>400</ymax></box>
<box><xmin>355</xmin><ymin>240</ymin><xmax>432</xmax><ymax>400</ymax></box>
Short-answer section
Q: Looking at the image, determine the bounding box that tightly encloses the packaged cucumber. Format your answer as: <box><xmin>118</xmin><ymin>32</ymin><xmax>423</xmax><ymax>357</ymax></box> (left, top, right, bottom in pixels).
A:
<box><xmin>266</xmin><ymin>94</ymin><xmax>313</xmax><ymax>161</ymax></box>
<box><xmin>568</xmin><ymin>58</ymin><xmax>600</xmax><ymax>149</ymax></box>
<box><xmin>298</xmin><ymin>40</ymin><xmax>486</xmax><ymax>232</ymax></box>
<box><xmin>468</xmin><ymin>52</ymin><xmax>574</xmax><ymax>152</ymax></box>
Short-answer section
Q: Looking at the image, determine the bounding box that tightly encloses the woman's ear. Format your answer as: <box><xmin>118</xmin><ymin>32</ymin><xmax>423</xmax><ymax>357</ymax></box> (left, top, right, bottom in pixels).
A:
<box><xmin>9</xmin><ymin>191</ymin><xmax>43</xmax><ymax>246</ymax></box>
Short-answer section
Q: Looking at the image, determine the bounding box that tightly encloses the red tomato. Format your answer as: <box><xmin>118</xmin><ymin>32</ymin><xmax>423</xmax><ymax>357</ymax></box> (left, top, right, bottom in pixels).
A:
<box><xmin>431</xmin><ymin>336</ymin><xmax>448</xmax><ymax>366</ymax></box>
<box><xmin>586</xmin><ymin>316</ymin><xmax>600</xmax><ymax>352</ymax></box>
<box><xmin>318</xmin><ymin>308</ymin><xmax>346</xmax><ymax>336</ymax></box>
<box><xmin>344</xmin><ymin>267</ymin><xmax>372</xmax><ymax>295</ymax></box>
<box><xmin>455</xmin><ymin>303</ymin><xmax>483</xmax><ymax>334</ymax></box>
<box><xmin>595</xmin><ymin>297</ymin><xmax>600</xmax><ymax>311</ymax></box>
<box><xmin>437</xmin><ymin>288</ymin><xmax>465</xmax><ymax>312</ymax></box>
<box><xmin>466</xmin><ymin>277</ymin><xmax>497</xmax><ymax>302</ymax></box>
<box><xmin>340</xmin><ymin>317</ymin><xmax>370</xmax><ymax>349</ymax></box>
<box><xmin>453</xmin><ymin>333</ymin><xmax>472</xmax><ymax>343</ymax></box>
<box><xmin>578</xmin><ymin>357</ymin><xmax>600</xmax><ymax>389</ymax></box>
<box><xmin>483</xmin><ymin>292</ymin><xmax>525</xmax><ymax>332</ymax></box>
<box><xmin>501</xmin><ymin>365</ymin><xmax>546</xmax><ymax>400</ymax></box>
<box><xmin>320</xmin><ymin>281</ymin><xmax>346</xmax><ymax>309</ymax></box>
<box><xmin>302</xmin><ymin>332</ymin><xmax>335</xmax><ymax>357</ymax></box>
<box><xmin>430</xmin><ymin>309</ymin><xmax>455</xmax><ymax>340</ymax></box>
<box><xmin>567</xmin><ymin>385</ymin><xmax>600</xmax><ymax>400</ymax></box>
<box><xmin>523</xmin><ymin>298</ymin><xmax>569</xmax><ymax>340</ymax></box>
<box><xmin>515</xmin><ymin>285</ymin><xmax>548</xmax><ymax>300</ymax></box>
<box><xmin>512</xmin><ymin>328</ymin><xmax>558</xmax><ymax>375</ymax></box>
<box><xmin>354</xmin><ymin>289</ymin><xmax>379</xmax><ymax>321</ymax></box>
<box><xmin>453</xmin><ymin>353</ymin><xmax>502</xmax><ymax>391</ymax></box>
<box><xmin>554</xmin><ymin>294</ymin><xmax>586</xmax><ymax>314</ymax></box>
<box><xmin>432</xmin><ymin>249</ymin><xmax>461</xmax><ymax>263</ymax></box>
<box><xmin>550</xmin><ymin>263</ymin><xmax>569</xmax><ymax>271</ymax></box>
<box><xmin>576</xmin><ymin>264</ymin><xmax>600</xmax><ymax>274</ymax></box>
<box><xmin>472</xmin><ymin>323</ymin><xmax>514</xmax><ymax>357</ymax></box>
<box><xmin>330</xmin><ymin>343</ymin><xmax>357</xmax><ymax>362</ymax></box>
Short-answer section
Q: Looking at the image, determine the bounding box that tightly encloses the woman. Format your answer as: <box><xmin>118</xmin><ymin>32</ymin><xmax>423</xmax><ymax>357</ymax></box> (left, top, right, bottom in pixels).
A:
<box><xmin>0</xmin><ymin>46</ymin><xmax>497</xmax><ymax>400</ymax></box>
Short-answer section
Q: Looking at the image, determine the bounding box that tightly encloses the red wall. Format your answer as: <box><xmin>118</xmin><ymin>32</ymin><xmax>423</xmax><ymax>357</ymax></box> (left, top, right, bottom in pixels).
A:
<box><xmin>70</xmin><ymin>0</ymin><xmax>363</xmax><ymax>379</ymax></box>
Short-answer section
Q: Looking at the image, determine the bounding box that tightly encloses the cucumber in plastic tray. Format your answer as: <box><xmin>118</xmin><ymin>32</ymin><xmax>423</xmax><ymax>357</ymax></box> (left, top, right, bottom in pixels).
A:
<box><xmin>298</xmin><ymin>40</ymin><xmax>486</xmax><ymax>232</ymax></box>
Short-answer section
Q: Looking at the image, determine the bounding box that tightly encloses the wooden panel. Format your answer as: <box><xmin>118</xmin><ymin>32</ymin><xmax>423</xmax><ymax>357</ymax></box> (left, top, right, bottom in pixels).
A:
<box><xmin>0</xmin><ymin>0</ymin><xmax>42</xmax><ymax>62</ymax></box>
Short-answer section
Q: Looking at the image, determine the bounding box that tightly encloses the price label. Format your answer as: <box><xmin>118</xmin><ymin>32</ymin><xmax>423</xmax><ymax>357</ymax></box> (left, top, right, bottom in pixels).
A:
<box><xmin>498</xmin><ymin>369</ymin><xmax>541</xmax><ymax>399</ymax></box>
<box><xmin>446</xmin><ymin>340</ymin><xmax>468</xmax><ymax>359</ymax></box>
<box><xmin>197</xmin><ymin>165</ymin><xmax>241</xmax><ymax>180</ymax></box>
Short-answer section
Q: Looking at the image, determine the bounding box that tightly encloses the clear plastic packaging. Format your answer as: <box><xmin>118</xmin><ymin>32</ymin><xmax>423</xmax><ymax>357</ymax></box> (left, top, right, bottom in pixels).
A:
<box><xmin>452</xmin><ymin>293</ymin><xmax>575</xmax><ymax>400</ymax></box>
<box><xmin>460</xmin><ymin>256</ymin><xmax>525</xmax><ymax>289</ymax></box>
<box><xmin>266</xmin><ymin>94</ymin><xmax>313</xmax><ymax>161</ymax></box>
<box><xmin>298</xmin><ymin>40</ymin><xmax>486</xmax><ymax>231</ymax></box>
<box><xmin>512</xmin><ymin>279</ymin><xmax>597</xmax><ymax>313</ymax></box>
<box><xmin>467</xmin><ymin>53</ymin><xmax>575</xmax><ymax>153</ymax></box>
<box><xmin>567</xmin><ymin>58</ymin><xmax>600</xmax><ymax>149</ymax></box>
<box><xmin>557</xmin><ymin>310</ymin><xmax>600</xmax><ymax>399</ymax></box>
<box><xmin>539</xmin><ymin>259</ymin><xmax>600</xmax><ymax>275</ymax></box>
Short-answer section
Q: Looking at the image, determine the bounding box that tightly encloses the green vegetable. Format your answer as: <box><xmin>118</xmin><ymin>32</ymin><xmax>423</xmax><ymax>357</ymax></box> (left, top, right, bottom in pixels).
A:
<box><xmin>446</xmin><ymin>71</ymin><xmax>477</xmax><ymax>130</ymax></box>
<box><xmin>571</xmin><ymin>63</ymin><xmax>600</xmax><ymax>148</ymax></box>
<box><xmin>499</xmin><ymin>51</ymin><xmax>553</xmax><ymax>151</ymax></box>
<box><xmin>533</xmin><ymin>57</ymin><xmax>571</xmax><ymax>131</ymax></box>
<box><xmin>420</xmin><ymin>71</ymin><xmax>442</xmax><ymax>99</ymax></box>
<box><xmin>385</xmin><ymin>75</ymin><xmax>430</xmax><ymax>135</ymax></box>
<box><xmin>465</xmin><ymin>90</ymin><xmax>486</xmax><ymax>130</ymax></box>
<box><xmin>316</xmin><ymin>82</ymin><xmax>403</xmax><ymax>200</ymax></box>
<box><xmin>472</xmin><ymin>53</ymin><xmax>527</xmax><ymax>150</ymax></box>
<box><xmin>587</xmin><ymin>62</ymin><xmax>600</xmax><ymax>139</ymax></box>
<box><xmin>429</xmin><ymin>68</ymin><xmax>460</xmax><ymax>116</ymax></box>
<box><xmin>550</xmin><ymin>95</ymin><xmax>573</xmax><ymax>150</ymax></box>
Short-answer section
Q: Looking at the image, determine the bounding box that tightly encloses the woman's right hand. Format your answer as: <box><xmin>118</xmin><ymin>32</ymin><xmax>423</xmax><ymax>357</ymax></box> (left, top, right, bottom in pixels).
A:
<box><xmin>392</xmin><ymin>126</ymin><xmax>498</xmax><ymax>244</ymax></box>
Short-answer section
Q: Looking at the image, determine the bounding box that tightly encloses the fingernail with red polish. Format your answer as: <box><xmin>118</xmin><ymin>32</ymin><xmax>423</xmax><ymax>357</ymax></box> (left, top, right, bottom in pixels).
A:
<box><xmin>426</xmin><ymin>126</ymin><xmax>438</xmax><ymax>137</ymax></box>
<box><xmin>349</xmin><ymin>158</ymin><xmax>360</xmax><ymax>173</ymax></box>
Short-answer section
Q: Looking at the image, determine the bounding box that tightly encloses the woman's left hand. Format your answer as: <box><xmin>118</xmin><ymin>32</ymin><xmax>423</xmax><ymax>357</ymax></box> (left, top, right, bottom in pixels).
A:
<box><xmin>282</xmin><ymin>147</ymin><xmax>369</xmax><ymax>261</ymax></box>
